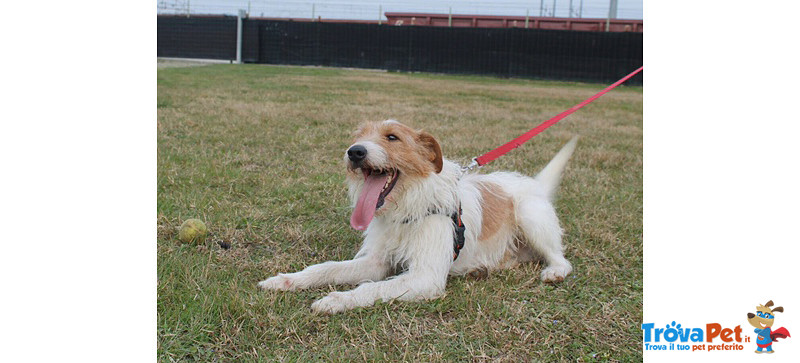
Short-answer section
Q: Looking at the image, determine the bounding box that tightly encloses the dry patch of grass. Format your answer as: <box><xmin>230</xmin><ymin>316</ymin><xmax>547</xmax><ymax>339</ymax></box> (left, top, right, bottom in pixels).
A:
<box><xmin>158</xmin><ymin>63</ymin><xmax>642</xmax><ymax>361</ymax></box>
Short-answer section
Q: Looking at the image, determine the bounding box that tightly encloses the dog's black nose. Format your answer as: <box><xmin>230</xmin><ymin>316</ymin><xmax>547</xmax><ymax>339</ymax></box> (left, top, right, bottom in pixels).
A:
<box><xmin>748</xmin><ymin>313</ymin><xmax>755</xmax><ymax>319</ymax></box>
<box><xmin>347</xmin><ymin>145</ymin><xmax>367</xmax><ymax>162</ymax></box>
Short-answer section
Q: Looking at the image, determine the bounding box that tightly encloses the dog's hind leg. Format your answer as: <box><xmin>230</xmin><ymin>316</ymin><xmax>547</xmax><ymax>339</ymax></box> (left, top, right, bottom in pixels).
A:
<box><xmin>515</xmin><ymin>199</ymin><xmax>572</xmax><ymax>282</ymax></box>
<box><xmin>258</xmin><ymin>254</ymin><xmax>390</xmax><ymax>291</ymax></box>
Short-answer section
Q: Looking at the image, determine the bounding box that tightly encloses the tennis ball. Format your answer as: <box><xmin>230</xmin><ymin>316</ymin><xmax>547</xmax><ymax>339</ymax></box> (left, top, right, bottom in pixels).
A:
<box><xmin>178</xmin><ymin>219</ymin><xmax>208</xmax><ymax>245</ymax></box>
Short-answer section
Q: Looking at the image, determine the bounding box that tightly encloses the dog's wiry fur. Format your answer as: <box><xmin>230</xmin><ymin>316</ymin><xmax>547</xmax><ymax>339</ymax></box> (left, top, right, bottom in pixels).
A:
<box><xmin>259</xmin><ymin>120</ymin><xmax>577</xmax><ymax>313</ymax></box>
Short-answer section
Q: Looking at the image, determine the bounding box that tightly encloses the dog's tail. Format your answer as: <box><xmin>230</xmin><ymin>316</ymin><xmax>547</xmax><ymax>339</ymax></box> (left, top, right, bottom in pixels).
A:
<box><xmin>534</xmin><ymin>136</ymin><xmax>578</xmax><ymax>200</ymax></box>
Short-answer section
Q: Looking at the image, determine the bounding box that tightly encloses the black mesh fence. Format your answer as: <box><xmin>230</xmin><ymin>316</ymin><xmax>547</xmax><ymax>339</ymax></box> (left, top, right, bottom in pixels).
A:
<box><xmin>157</xmin><ymin>15</ymin><xmax>237</xmax><ymax>60</ymax></box>
<box><xmin>159</xmin><ymin>15</ymin><xmax>642</xmax><ymax>84</ymax></box>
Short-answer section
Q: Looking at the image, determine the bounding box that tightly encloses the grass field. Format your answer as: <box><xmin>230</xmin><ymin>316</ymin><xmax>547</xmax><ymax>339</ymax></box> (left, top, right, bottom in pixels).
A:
<box><xmin>157</xmin><ymin>62</ymin><xmax>643</xmax><ymax>361</ymax></box>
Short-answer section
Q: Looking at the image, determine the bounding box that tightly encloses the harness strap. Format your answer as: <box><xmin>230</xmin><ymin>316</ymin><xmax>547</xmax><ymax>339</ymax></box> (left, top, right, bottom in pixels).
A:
<box><xmin>451</xmin><ymin>205</ymin><xmax>465</xmax><ymax>260</ymax></box>
<box><xmin>400</xmin><ymin>203</ymin><xmax>466</xmax><ymax>261</ymax></box>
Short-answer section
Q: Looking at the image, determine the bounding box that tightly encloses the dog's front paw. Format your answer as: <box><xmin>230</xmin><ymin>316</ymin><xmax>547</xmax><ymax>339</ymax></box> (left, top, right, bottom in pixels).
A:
<box><xmin>258</xmin><ymin>274</ymin><xmax>295</xmax><ymax>291</ymax></box>
<box><xmin>541</xmin><ymin>264</ymin><xmax>572</xmax><ymax>283</ymax></box>
<box><xmin>311</xmin><ymin>292</ymin><xmax>355</xmax><ymax>314</ymax></box>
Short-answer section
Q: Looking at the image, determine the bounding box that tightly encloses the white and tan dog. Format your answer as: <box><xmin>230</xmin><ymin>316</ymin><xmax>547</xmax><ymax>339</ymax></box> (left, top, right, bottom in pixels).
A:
<box><xmin>259</xmin><ymin>120</ymin><xmax>577</xmax><ymax>314</ymax></box>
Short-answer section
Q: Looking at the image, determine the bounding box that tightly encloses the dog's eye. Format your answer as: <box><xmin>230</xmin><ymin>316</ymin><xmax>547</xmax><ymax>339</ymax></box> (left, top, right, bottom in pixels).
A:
<box><xmin>386</xmin><ymin>134</ymin><xmax>399</xmax><ymax>141</ymax></box>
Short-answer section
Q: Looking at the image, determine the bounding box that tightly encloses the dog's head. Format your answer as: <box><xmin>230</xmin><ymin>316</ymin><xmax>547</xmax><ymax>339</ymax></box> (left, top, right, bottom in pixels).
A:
<box><xmin>747</xmin><ymin>300</ymin><xmax>783</xmax><ymax>329</ymax></box>
<box><xmin>344</xmin><ymin>120</ymin><xmax>443</xmax><ymax>230</ymax></box>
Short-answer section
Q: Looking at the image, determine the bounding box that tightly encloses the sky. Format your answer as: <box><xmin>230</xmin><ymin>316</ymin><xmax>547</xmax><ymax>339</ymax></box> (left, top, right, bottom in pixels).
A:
<box><xmin>157</xmin><ymin>0</ymin><xmax>643</xmax><ymax>21</ymax></box>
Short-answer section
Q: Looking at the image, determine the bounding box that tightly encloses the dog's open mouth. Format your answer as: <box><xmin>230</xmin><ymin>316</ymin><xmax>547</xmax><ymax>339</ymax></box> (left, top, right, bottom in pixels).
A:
<box><xmin>350</xmin><ymin>168</ymin><xmax>400</xmax><ymax>231</ymax></box>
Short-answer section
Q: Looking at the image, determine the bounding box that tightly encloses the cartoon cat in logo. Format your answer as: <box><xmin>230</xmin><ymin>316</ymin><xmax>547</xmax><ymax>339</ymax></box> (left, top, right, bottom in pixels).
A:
<box><xmin>746</xmin><ymin>300</ymin><xmax>791</xmax><ymax>354</ymax></box>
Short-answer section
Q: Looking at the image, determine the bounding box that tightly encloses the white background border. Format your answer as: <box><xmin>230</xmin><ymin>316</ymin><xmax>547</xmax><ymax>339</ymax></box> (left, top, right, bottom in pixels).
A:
<box><xmin>1</xmin><ymin>1</ymin><xmax>155</xmax><ymax>361</ymax></box>
<box><xmin>645</xmin><ymin>0</ymin><xmax>799</xmax><ymax>361</ymax></box>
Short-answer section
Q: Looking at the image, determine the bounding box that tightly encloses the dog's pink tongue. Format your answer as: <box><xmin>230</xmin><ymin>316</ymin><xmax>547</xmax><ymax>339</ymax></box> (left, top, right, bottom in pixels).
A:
<box><xmin>350</xmin><ymin>174</ymin><xmax>388</xmax><ymax>230</ymax></box>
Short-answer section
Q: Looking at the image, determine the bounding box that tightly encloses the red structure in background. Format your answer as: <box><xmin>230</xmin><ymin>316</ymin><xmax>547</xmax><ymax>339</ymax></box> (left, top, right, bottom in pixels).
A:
<box><xmin>247</xmin><ymin>12</ymin><xmax>642</xmax><ymax>33</ymax></box>
<box><xmin>384</xmin><ymin>13</ymin><xmax>642</xmax><ymax>32</ymax></box>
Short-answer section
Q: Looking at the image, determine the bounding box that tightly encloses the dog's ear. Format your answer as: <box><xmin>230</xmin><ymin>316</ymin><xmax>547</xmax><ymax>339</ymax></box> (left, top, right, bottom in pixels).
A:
<box><xmin>772</xmin><ymin>306</ymin><xmax>784</xmax><ymax>313</ymax></box>
<box><xmin>418</xmin><ymin>131</ymin><xmax>443</xmax><ymax>173</ymax></box>
<box><xmin>766</xmin><ymin>300</ymin><xmax>775</xmax><ymax>307</ymax></box>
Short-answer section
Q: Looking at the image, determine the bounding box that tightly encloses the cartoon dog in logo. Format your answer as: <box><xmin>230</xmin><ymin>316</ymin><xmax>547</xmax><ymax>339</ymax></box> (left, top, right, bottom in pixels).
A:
<box><xmin>747</xmin><ymin>300</ymin><xmax>791</xmax><ymax>353</ymax></box>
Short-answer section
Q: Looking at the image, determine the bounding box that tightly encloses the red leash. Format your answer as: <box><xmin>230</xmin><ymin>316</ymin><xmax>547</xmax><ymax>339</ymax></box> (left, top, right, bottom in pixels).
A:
<box><xmin>470</xmin><ymin>66</ymin><xmax>643</xmax><ymax>168</ymax></box>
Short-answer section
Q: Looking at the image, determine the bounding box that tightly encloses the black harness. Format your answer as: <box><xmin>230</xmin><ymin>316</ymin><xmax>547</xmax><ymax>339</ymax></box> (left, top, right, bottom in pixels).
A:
<box><xmin>401</xmin><ymin>204</ymin><xmax>466</xmax><ymax>261</ymax></box>
<box><xmin>451</xmin><ymin>205</ymin><xmax>465</xmax><ymax>260</ymax></box>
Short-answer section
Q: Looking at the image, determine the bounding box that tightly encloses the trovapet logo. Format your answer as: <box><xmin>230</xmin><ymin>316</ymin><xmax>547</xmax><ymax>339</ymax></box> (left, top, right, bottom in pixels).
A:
<box><xmin>643</xmin><ymin>299</ymin><xmax>792</xmax><ymax>354</ymax></box>
<box><xmin>745</xmin><ymin>300</ymin><xmax>791</xmax><ymax>354</ymax></box>
<box><xmin>641</xmin><ymin>322</ymin><xmax>746</xmax><ymax>352</ymax></box>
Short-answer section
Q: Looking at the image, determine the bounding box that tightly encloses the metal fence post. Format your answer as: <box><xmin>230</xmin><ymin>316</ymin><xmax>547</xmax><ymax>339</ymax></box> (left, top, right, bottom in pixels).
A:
<box><xmin>236</xmin><ymin>9</ymin><xmax>245</xmax><ymax>64</ymax></box>
<box><xmin>606</xmin><ymin>0</ymin><xmax>617</xmax><ymax>31</ymax></box>
<box><xmin>448</xmin><ymin>7</ymin><xmax>452</xmax><ymax>27</ymax></box>
<box><xmin>525</xmin><ymin>9</ymin><xmax>529</xmax><ymax>28</ymax></box>
<box><xmin>610</xmin><ymin>0</ymin><xmax>618</xmax><ymax>19</ymax></box>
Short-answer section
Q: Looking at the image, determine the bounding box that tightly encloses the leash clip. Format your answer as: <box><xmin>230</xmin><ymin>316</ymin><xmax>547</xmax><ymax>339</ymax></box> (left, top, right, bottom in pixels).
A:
<box><xmin>461</xmin><ymin>158</ymin><xmax>480</xmax><ymax>173</ymax></box>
